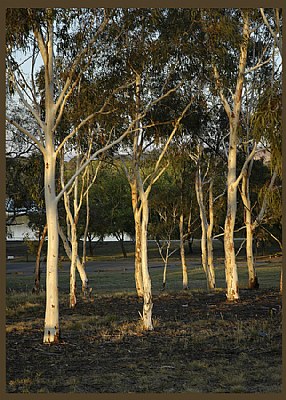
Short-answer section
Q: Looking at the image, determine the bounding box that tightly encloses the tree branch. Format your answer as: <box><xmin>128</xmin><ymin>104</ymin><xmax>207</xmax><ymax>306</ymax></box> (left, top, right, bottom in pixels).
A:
<box><xmin>260</xmin><ymin>8</ymin><xmax>282</xmax><ymax>55</ymax></box>
<box><xmin>6</xmin><ymin>118</ymin><xmax>45</xmax><ymax>155</ymax></box>
<box><xmin>234</xmin><ymin>142</ymin><xmax>257</xmax><ymax>188</ymax></box>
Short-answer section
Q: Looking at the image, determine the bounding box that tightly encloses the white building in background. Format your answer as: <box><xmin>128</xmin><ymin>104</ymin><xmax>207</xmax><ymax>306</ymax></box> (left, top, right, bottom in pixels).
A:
<box><xmin>6</xmin><ymin>213</ymin><xmax>38</xmax><ymax>241</ymax></box>
<box><xmin>6</xmin><ymin>212</ymin><xmax>132</xmax><ymax>242</ymax></box>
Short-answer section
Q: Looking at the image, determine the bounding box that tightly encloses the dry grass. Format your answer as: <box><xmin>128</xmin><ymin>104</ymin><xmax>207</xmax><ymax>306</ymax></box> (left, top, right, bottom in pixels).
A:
<box><xmin>6</xmin><ymin>288</ymin><xmax>282</xmax><ymax>393</ymax></box>
<box><xmin>6</xmin><ymin>247</ymin><xmax>282</xmax><ymax>393</ymax></box>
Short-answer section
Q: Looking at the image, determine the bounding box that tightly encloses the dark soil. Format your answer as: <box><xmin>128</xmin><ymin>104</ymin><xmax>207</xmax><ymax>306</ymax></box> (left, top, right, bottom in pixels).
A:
<box><xmin>6</xmin><ymin>288</ymin><xmax>282</xmax><ymax>393</ymax></box>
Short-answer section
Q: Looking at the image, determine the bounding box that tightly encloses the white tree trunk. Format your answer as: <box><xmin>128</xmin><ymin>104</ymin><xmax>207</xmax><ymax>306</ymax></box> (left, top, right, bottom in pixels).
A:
<box><xmin>42</xmin><ymin>12</ymin><xmax>60</xmax><ymax>342</ymax></box>
<box><xmin>43</xmin><ymin>152</ymin><xmax>60</xmax><ymax>343</ymax></box>
<box><xmin>241</xmin><ymin>166</ymin><xmax>259</xmax><ymax>289</ymax></box>
<box><xmin>213</xmin><ymin>11</ymin><xmax>250</xmax><ymax>301</ymax></box>
<box><xmin>195</xmin><ymin>169</ymin><xmax>215</xmax><ymax>290</ymax></box>
<box><xmin>69</xmin><ymin>223</ymin><xmax>77</xmax><ymax>308</ymax></box>
<box><xmin>162</xmin><ymin>261</ymin><xmax>168</xmax><ymax>290</ymax></box>
<box><xmin>58</xmin><ymin>225</ymin><xmax>89</xmax><ymax>296</ymax></box>
<box><xmin>207</xmin><ymin>180</ymin><xmax>215</xmax><ymax>289</ymax></box>
<box><xmin>82</xmin><ymin>183</ymin><xmax>90</xmax><ymax>270</ymax></box>
<box><xmin>179</xmin><ymin>213</ymin><xmax>189</xmax><ymax>289</ymax></box>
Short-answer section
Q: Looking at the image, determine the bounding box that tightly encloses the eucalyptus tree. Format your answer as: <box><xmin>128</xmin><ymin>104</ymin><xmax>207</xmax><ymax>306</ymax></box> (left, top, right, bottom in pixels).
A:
<box><xmin>98</xmin><ymin>8</ymin><xmax>197</xmax><ymax>329</ymax></box>
<box><xmin>234</xmin><ymin>7</ymin><xmax>282</xmax><ymax>289</ymax></box>
<box><xmin>6</xmin><ymin>8</ymin><xmax>147</xmax><ymax>343</ymax></box>
<box><xmin>200</xmin><ymin>8</ymin><xmax>276</xmax><ymax>300</ymax></box>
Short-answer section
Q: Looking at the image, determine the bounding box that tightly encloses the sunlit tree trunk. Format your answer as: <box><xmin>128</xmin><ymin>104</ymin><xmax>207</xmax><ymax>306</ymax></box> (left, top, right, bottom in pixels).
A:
<box><xmin>195</xmin><ymin>165</ymin><xmax>215</xmax><ymax>290</ymax></box>
<box><xmin>241</xmin><ymin>160</ymin><xmax>258</xmax><ymax>289</ymax></box>
<box><xmin>58</xmin><ymin>225</ymin><xmax>89</xmax><ymax>296</ymax></box>
<box><xmin>42</xmin><ymin>11</ymin><xmax>60</xmax><ymax>343</ymax></box>
<box><xmin>207</xmin><ymin>180</ymin><xmax>215</xmax><ymax>289</ymax></box>
<box><xmin>69</xmin><ymin>223</ymin><xmax>77</xmax><ymax>308</ymax></box>
<box><xmin>179</xmin><ymin>212</ymin><xmax>189</xmax><ymax>289</ymax></box>
<box><xmin>224</xmin><ymin>124</ymin><xmax>240</xmax><ymax>301</ymax></box>
<box><xmin>130</xmin><ymin>181</ymin><xmax>144</xmax><ymax>297</ymax></box>
<box><xmin>82</xmin><ymin>169</ymin><xmax>90</xmax><ymax>270</ymax></box>
<box><xmin>139</xmin><ymin>189</ymin><xmax>153</xmax><ymax>330</ymax></box>
<box><xmin>213</xmin><ymin>11</ymin><xmax>250</xmax><ymax>301</ymax></box>
<box><xmin>43</xmin><ymin>149</ymin><xmax>60</xmax><ymax>343</ymax></box>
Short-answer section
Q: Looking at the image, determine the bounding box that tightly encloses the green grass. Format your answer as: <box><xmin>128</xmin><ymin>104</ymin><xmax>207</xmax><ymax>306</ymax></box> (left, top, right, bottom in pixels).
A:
<box><xmin>6</xmin><ymin>255</ymin><xmax>281</xmax><ymax>296</ymax></box>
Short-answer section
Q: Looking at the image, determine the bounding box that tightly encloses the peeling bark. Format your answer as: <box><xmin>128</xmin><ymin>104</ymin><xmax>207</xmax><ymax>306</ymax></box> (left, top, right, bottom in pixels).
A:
<box><xmin>131</xmin><ymin>183</ymin><xmax>144</xmax><ymax>298</ymax></box>
<box><xmin>140</xmin><ymin>194</ymin><xmax>153</xmax><ymax>331</ymax></box>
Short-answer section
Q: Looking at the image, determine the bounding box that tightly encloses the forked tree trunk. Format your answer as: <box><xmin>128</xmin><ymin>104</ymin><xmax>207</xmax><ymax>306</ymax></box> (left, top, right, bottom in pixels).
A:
<box><xmin>195</xmin><ymin>168</ymin><xmax>215</xmax><ymax>290</ymax></box>
<box><xmin>42</xmin><ymin>12</ymin><xmax>60</xmax><ymax>342</ymax></box>
<box><xmin>156</xmin><ymin>237</ymin><xmax>173</xmax><ymax>290</ymax></box>
<box><xmin>179</xmin><ymin>213</ymin><xmax>189</xmax><ymax>289</ymax></box>
<box><xmin>58</xmin><ymin>225</ymin><xmax>89</xmax><ymax>296</ymax></box>
<box><xmin>213</xmin><ymin>11</ymin><xmax>250</xmax><ymax>301</ymax></box>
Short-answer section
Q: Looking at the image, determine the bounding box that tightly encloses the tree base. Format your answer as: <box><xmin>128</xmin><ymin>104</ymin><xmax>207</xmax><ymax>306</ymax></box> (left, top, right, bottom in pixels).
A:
<box><xmin>43</xmin><ymin>328</ymin><xmax>60</xmax><ymax>344</ymax></box>
<box><xmin>249</xmin><ymin>276</ymin><xmax>259</xmax><ymax>289</ymax></box>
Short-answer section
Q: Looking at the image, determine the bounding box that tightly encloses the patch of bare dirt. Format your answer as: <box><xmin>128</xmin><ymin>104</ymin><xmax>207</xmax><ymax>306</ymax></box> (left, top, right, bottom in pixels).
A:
<box><xmin>6</xmin><ymin>289</ymin><xmax>282</xmax><ymax>393</ymax></box>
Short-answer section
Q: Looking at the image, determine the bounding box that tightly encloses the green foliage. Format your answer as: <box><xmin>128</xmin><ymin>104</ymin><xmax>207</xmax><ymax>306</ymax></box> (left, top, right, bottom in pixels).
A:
<box><xmin>250</xmin><ymin>81</ymin><xmax>282</xmax><ymax>176</ymax></box>
<box><xmin>77</xmin><ymin>161</ymin><xmax>134</xmax><ymax>241</ymax></box>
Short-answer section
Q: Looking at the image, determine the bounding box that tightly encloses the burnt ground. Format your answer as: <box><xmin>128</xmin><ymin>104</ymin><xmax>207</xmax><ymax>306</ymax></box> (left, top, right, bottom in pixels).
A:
<box><xmin>6</xmin><ymin>288</ymin><xmax>282</xmax><ymax>393</ymax></box>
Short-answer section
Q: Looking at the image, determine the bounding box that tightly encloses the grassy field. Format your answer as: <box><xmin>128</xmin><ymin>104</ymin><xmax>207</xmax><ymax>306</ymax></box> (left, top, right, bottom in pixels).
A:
<box><xmin>6</xmin><ymin>241</ymin><xmax>282</xmax><ymax>393</ymax></box>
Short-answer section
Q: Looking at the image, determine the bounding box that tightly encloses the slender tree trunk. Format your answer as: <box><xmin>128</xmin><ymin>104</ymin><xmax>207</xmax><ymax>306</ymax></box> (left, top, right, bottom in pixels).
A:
<box><xmin>33</xmin><ymin>223</ymin><xmax>48</xmax><ymax>294</ymax></box>
<box><xmin>156</xmin><ymin>238</ymin><xmax>172</xmax><ymax>290</ymax></box>
<box><xmin>82</xmin><ymin>171</ymin><xmax>90</xmax><ymax>269</ymax></box>
<box><xmin>140</xmin><ymin>194</ymin><xmax>153</xmax><ymax>330</ymax></box>
<box><xmin>241</xmin><ymin>166</ymin><xmax>259</xmax><ymax>289</ymax></box>
<box><xmin>69</xmin><ymin>223</ymin><xmax>77</xmax><ymax>308</ymax></box>
<box><xmin>134</xmin><ymin>210</ymin><xmax>144</xmax><ymax>296</ymax></box>
<box><xmin>207</xmin><ymin>180</ymin><xmax>215</xmax><ymax>289</ymax></box>
<box><xmin>58</xmin><ymin>225</ymin><xmax>89</xmax><ymax>296</ymax></box>
<box><xmin>119</xmin><ymin>232</ymin><xmax>128</xmax><ymax>258</ymax></box>
<box><xmin>195</xmin><ymin>168</ymin><xmax>214</xmax><ymax>290</ymax></box>
<box><xmin>88</xmin><ymin>234</ymin><xmax>94</xmax><ymax>256</ymax></box>
<box><xmin>162</xmin><ymin>261</ymin><xmax>168</xmax><ymax>290</ymax></box>
<box><xmin>179</xmin><ymin>213</ymin><xmax>189</xmax><ymax>289</ymax></box>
